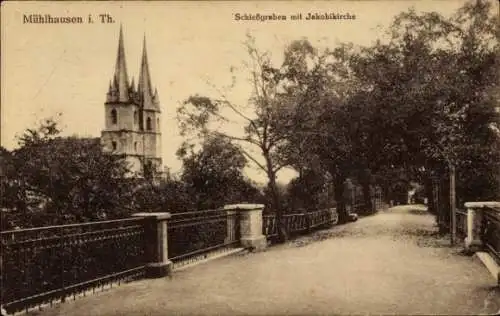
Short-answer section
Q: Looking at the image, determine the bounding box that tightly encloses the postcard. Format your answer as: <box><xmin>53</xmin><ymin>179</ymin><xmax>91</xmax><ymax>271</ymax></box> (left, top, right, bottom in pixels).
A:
<box><xmin>1</xmin><ymin>1</ymin><xmax>499</xmax><ymax>315</ymax></box>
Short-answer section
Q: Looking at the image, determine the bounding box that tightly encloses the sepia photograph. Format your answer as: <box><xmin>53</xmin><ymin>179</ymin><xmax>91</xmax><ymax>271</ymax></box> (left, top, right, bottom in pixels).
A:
<box><xmin>1</xmin><ymin>0</ymin><xmax>499</xmax><ymax>315</ymax></box>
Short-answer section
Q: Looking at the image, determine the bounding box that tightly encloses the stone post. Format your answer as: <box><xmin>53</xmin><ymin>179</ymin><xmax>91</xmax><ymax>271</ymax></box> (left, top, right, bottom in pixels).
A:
<box><xmin>464</xmin><ymin>201</ymin><xmax>500</xmax><ymax>253</ymax></box>
<box><xmin>224</xmin><ymin>204</ymin><xmax>267</xmax><ymax>251</ymax></box>
<box><xmin>132</xmin><ymin>212</ymin><xmax>172</xmax><ymax>278</ymax></box>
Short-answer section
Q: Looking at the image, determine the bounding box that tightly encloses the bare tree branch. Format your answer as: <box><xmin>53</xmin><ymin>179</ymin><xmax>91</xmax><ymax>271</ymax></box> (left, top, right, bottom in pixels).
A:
<box><xmin>241</xmin><ymin>149</ymin><xmax>267</xmax><ymax>172</ymax></box>
<box><xmin>212</xmin><ymin>131</ymin><xmax>261</xmax><ymax>147</ymax></box>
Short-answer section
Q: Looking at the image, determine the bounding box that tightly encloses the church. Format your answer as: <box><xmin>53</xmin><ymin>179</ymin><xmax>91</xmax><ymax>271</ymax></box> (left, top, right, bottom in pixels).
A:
<box><xmin>101</xmin><ymin>26</ymin><xmax>163</xmax><ymax>178</ymax></box>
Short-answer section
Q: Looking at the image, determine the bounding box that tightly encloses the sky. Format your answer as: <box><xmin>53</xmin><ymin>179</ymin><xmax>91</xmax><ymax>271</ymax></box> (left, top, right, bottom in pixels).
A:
<box><xmin>1</xmin><ymin>0</ymin><xmax>472</xmax><ymax>185</ymax></box>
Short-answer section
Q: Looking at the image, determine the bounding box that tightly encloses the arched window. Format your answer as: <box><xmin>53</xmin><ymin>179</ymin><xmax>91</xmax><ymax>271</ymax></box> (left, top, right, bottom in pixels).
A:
<box><xmin>157</xmin><ymin>118</ymin><xmax>159</xmax><ymax>129</ymax></box>
<box><xmin>111</xmin><ymin>109</ymin><xmax>118</xmax><ymax>125</ymax></box>
<box><xmin>134</xmin><ymin>111</ymin><xmax>138</xmax><ymax>125</ymax></box>
<box><xmin>146</xmin><ymin>117</ymin><xmax>152</xmax><ymax>131</ymax></box>
<box><xmin>111</xmin><ymin>141</ymin><xmax>117</xmax><ymax>151</ymax></box>
<box><xmin>134</xmin><ymin>142</ymin><xmax>138</xmax><ymax>151</ymax></box>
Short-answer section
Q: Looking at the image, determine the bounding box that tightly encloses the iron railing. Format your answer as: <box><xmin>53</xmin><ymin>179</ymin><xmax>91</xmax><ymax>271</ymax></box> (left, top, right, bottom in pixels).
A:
<box><xmin>263</xmin><ymin>214</ymin><xmax>278</xmax><ymax>238</ymax></box>
<box><xmin>350</xmin><ymin>186</ymin><xmax>383</xmax><ymax>214</ymax></box>
<box><xmin>263</xmin><ymin>208</ymin><xmax>338</xmax><ymax>240</ymax></box>
<box><xmin>481</xmin><ymin>207</ymin><xmax>500</xmax><ymax>263</ymax></box>
<box><xmin>167</xmin><ymin>209</ymin><xmax>240</xmax><ymax>265</ymax></box>
<box><xmin>455</xmin><ymin>209</ymin><xmax>468</xmax><ymax>239</ymax></box>
<box><xmin>0</xmin><ymin>218</ymin><xmax>147</xmax><ymax>314</ymax></box>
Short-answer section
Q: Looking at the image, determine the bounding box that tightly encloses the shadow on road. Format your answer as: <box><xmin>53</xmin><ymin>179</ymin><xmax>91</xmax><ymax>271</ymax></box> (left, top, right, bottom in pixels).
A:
<box><xmin>387</xmin><ymin>204</ymin><xmax>429</xmax><ymax>215</ymax></box>
<box><xmin>408</xmin><ymin>208</ymin><xmax>429</xmax><ymax>215</ymax></box>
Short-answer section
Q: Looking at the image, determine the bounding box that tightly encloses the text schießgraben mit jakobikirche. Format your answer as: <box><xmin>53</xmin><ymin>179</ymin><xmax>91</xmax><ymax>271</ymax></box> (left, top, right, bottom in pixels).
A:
<box><xmin>234</xmin><ymin>12</ymin><xmax>356</xmax><ymax>22</ymax></box>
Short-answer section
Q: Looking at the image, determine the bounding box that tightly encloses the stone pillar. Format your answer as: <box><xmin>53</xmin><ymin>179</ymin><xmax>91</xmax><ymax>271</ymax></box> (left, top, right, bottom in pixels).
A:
<box><xmin>132</xmin><ymin>212</ymin><xmax>172</xmax><ymax>278</ymax></box>
<box><xmin>464</xmin><ymin>201</ymin><xmax>500</xmax><ymax>253</ymax></box>
<box><xmin>464</xmin><ymin>205</ymin><xmax>483</xmax><ymax>253</ymax></box>
<box><xmin>224</xmin><ymin>204</ymin><xmax>267</xmax><ymax>251</ymax></box>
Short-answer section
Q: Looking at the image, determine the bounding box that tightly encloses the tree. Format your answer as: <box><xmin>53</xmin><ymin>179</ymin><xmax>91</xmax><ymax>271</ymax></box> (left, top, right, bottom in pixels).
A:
<box><xmin>178</xmin><ymin>35</ymin><xmax>294</xmax><ymax>241</ymax></box>
<box><xmin>277</xmin><ymin>0</ymin><xmax>499</xmax><ymax>225</ymax></box>
<box><xmin>1</xmin><ymin>119</ymin><xmax>133</xmax><ymax>229</ymax></box>
<box><xmin>177</xmin><ymin>135</ymin><xmax>261</xmax><ymax>209</ymax></box>
<box><xmin>274</xmin><ymin>40</ymin><xmax>370</xmax><ymax>222</ymax></box>
<box><xmin>286</xmin><ymin>169</ymin><xmax>333</xmax><ymax>211</ymax></box>
<box><xmin>130</xmin><ymin>174</ymin><xmax>195</xmax><ymax>214</ymax></box>
<box><xmin>348</xmin><ymin>0</ymin><xmax>499</xmax><ymax>229</ymax></box>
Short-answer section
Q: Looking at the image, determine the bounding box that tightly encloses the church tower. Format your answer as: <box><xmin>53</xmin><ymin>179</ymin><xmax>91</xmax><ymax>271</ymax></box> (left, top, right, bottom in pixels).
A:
<box><xmin>101</xmin><ymin>26</ymin><xmax>162</xmax><ymax>178</ymax></box>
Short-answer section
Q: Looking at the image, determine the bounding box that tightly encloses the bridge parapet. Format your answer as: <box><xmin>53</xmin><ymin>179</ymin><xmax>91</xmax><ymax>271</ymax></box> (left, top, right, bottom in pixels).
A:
<box><xmin>464</xmin><ymin>201</ymin><xmax>500</xmax><ymax>253</ymax></box>
<box><xmin>223</xmin><ymin>204</ymin><xmax>267</xmax><ymax>251</ymax></box>
<box><xmin>132</xmin><ymin>212</ymin><xmax>172</xmax><ymax>278</ymax></box>
<box><xmin>463</xmin><ymin>201</ymin><xmax>500</xmax><ymax>286</ymax></box>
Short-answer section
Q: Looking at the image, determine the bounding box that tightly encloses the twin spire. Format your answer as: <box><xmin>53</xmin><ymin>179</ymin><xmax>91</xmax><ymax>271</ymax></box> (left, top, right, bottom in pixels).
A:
<box><xmin>113</xmin><ymin>26</ymin><xmax>129</xmax><ymax>102</ymax></box>
<box><xmin>138</xmin><ymin>36</ymin><xmax>155</xmax><ymax>109</ymax></box>
<box><xmin>107</xmin><ymin>25</ymin><xmax>159</xmax><ymax>109</ymax></box>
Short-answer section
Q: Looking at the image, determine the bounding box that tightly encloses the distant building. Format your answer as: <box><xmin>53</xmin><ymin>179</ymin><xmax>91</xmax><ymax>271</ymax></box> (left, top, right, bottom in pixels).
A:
<box><xmin>101</xmin><ymin>26</ymin><xmax>162</xmax><ymax>178</ymax></box>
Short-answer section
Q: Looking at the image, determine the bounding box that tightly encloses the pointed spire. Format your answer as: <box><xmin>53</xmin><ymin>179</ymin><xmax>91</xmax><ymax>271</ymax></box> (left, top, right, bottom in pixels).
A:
<box><xmin>106</xmin><ymin>80</ymin><xmax>114</xmax><ymax>102</ymax></box>
<box><xmin>153</xmin><ymin>87</ymin><xmax>159</xmax><ymax>103</ymax></box>
<box><xmin>129</xmin><ymin>77</ymin><xmax>135</xmax><ymax>92</ymax></box>
<box><xmin>112</xmin><ymin>75</ymin><xmax>118</xmax><ymax>90</ymax></box>
<box><xmin>138</xmin><ymin>34</ymin><xmax>156</xmax><ymax>109</ymax></box>
<box><xmin>113</xmin><ymin>24</ymin><xmax>130</xmax><ymax>102</ymax></box>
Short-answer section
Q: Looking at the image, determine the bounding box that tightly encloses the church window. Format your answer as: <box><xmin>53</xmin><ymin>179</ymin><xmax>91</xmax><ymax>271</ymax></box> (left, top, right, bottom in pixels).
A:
<box><xmin>111</xmin><ymin>141</ymin><xmax>117</xmax><ymax>151</ymax></box>
<box><xmin>111</xmin><ymin>109</ymin><xmax>118</xmax><ymax>125</ymax></box>
<box><xmin>146</xmin><ymin>117</ymin><xmax>152</xmax><ymax>131</ymax></box>
<box><xmin>134</xmin><ymin>111</ymin><xmax>138</xmax><ymax>125</ymax></box>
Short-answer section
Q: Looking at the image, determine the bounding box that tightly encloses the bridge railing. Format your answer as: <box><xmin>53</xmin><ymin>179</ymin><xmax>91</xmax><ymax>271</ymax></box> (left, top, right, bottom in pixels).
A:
<box><xmin>1</xmin><ymin>218</ymin><xmax>147</xmax><ymax>314</ymax></box>
<box><xmin>481</xmin><ymin>207</ymin><xmax>500</xmax><ymax>263</ymax></box>
<box><xmin>263</xmin><ymin>208</ymin><xmax>339</xmax><ymax>240</ymax></box>
<box><xmin>463</xmin><ymin>202</ymin><xmax>500</xmax><ymax>265</ymax></box>
<box><xmin>0</xmin><ymin>204</ymin><xmax>275</xmax><ymax>314</ymax></box>
<box><xmin>456</xmin><ymin>208</ymin><xmax>468</xmax><ymax>239</ymax></box>
<box><xmin>167</xmin><ymin>209</ymin><xmax>240</xmax><ymax>268</ymax></box>
<box><xmin>1</xmin><ymin>203</ymin><xmax>347</xmax><ymax>313</ymax></box>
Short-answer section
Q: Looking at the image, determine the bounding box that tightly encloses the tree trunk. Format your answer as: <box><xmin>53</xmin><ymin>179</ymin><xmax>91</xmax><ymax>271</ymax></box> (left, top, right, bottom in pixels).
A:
<box><xmin>361</xmin><ymin>182</ymin><xmax>373</xmax><ymax>215</ymax></box>
<box><xmin>360</xmin><ymin>169</ymin><xmax>373</xmax><ymax>214</ymax></box>
<box><xmin>424</xmin><ymin>175</ymin><xmax>435</xmax><ymax>215</ymax></box>
<box><xmin>439</xmin><ymin>171</ymin><xmax>451</xmax><ymax>234</ymax></box>
<box><xmin>334</xmin><ymin>175</ymin><xmax>349</xmax><ymax>224</ymax></box>
<box><xmin>268</xmin><ymin>173</ymin><xmax>288</xmax><ymax>243</ymax></box>
<box><xmin>381</xmin><ymin>179</ymin><xmax>391</xmax><ymax>204</ymax></box>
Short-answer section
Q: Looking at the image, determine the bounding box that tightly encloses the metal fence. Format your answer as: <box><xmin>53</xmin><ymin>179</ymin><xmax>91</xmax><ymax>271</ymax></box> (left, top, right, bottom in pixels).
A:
<box><xmin>455</xmin><ymin>209</ymin><xmax>468</xmax><ymax>239</ymax></box>
<box><xmin>263</xmin><ymin>208</ymin><xmax>339</xmax><ymax>240</ymax></box>
<box><xmin>481</xmin><ymin>207</ymin><xmax>500</xmax><ymax>263</ymax></box>
<box><xmin>349</xmin><ymin>185</ymin><xmax>383</xmax><ymax>215</ymax></box>
<box><xmin>0</xmin><ymin>218</ymin><xmax>146</xmax><ymax>314</ymax></box>
<box><xmin>167</xmin><ymin>209</ymin><xmax>240</xmax><ymax>266</ymax></box>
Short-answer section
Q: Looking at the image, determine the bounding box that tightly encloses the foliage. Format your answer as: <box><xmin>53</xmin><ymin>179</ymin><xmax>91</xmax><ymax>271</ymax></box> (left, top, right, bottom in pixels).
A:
<box><xmin>1</xmin><ymin>118</ymin><xmax>265</xmax><ymax>230</ymax></box>
<box><xmin>286</xmin><ymin>169</ymin><xmax>333</xmax><ymax>211</ymax></box>
<box><xmin>130</xmin><ymin>175</ymin><xmax>195</xmax><ymax>214</ymax></box>
<box><xmin>346</xmin><ymin>0</ymin><xmax>499</xmax><ymax>224</ymax></box>
<box><xmin>177</xmin><ymin>135</ymin><xmax>264</xmax><ymax>210</ymax></box>
<box><xmin>263</xmin><ymin>0</ymin><xmax>499</xmax><ymax>226</ymax></box>
<box><xmin>6</xmin><ymin>1</ymin><xmax>498</xmax><ymax>235</ymax></box>
<box><xmin>1</xmin><ymin>119</ymin><xmax>133</xmax><ymax>229</ymax></box>
<box><xmin>177</xmin><ymin>34</ymin><xmax>301</xmax><ymax>241</ymax></box>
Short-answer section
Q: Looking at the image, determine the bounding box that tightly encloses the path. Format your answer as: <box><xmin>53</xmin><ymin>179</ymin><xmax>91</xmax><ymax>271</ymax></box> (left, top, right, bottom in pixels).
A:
<box><xmin>31</xmin><ymin>205</ymin><xmax>500</xmax><ymax>315</ymax></box>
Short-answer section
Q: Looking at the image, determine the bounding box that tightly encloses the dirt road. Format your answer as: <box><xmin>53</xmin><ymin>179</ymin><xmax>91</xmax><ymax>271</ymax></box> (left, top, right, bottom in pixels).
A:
<box><xmin>33</xmin><ymin>205</ymin><xmax>500</xmax><ymax>315</ymax></box>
